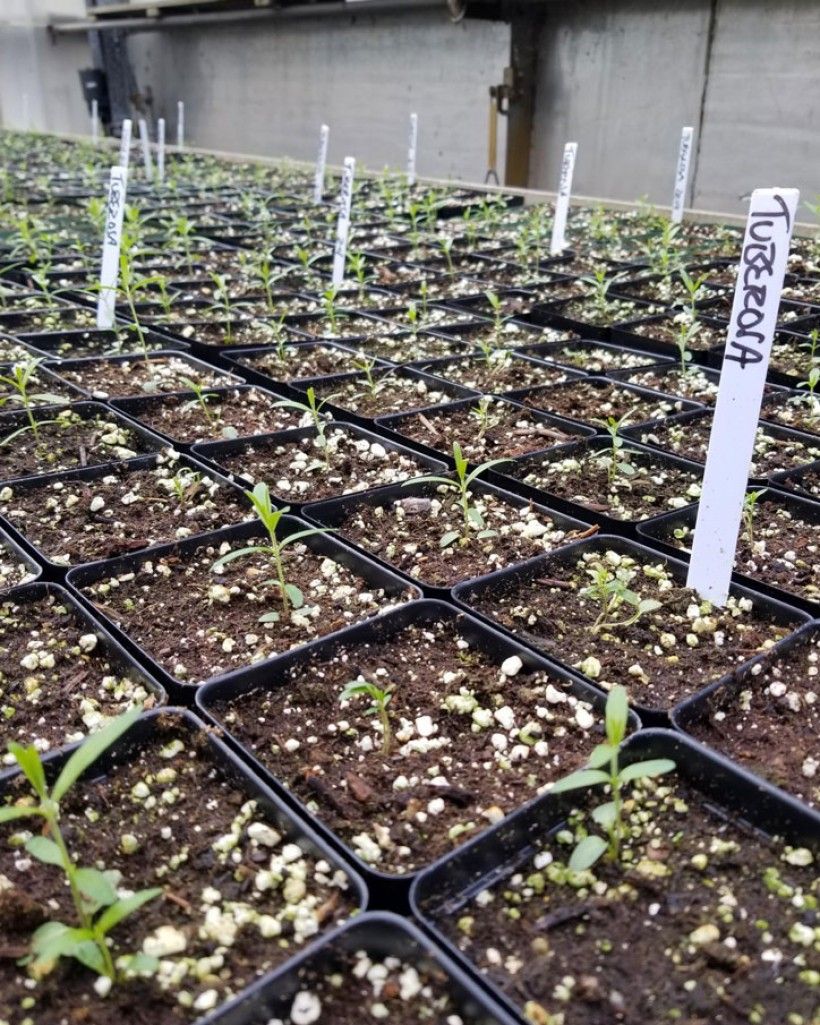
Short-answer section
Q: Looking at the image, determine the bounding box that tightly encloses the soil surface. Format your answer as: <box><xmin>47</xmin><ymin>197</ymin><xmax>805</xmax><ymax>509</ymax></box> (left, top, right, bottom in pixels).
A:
<box><xmin>522</xmin><ymin>341</ymin><xmax>661</xmax><ymax>375</ymax></box>
<box><xmin>760</xmin><ymin>392</ymin><xmax>820</xmax><ymax>438</ymax></box>
<box><xmin>0</xmin><ymin>408</ymin><xmax>155</xmax><ymax>482</ymax></box>
<box><xmin>517</xmin><ymin>379</ymin><xmax>690</xmax><ymax>428</ymax></box>
<box><xmin>212</xmin><ymin>616</ymin><xmax>605</xmax><ymax>874</ymax></box>
<box><xmin>683</xmin><ymin>630</ymin><xmax>820</xmax><ymax>808</ymax></box>
<box><xmin>0</xmin><ymin>590</ymin><xmax>159</xmax><ymax>755</ymax></box>
<box><xmin>504</xmin><ymin>443</ymin><xmax>703</xmax><ymax>522</ymax></box>
<box><xmin>0</xmin><ymin>457</ymin><xmax>252</xmax><ymax>565</ymax></box>
<box><xmin>307</xmin><ymin>369</ymin><xmax>461</xmax><ymax>419</ymax></box>
<box><xmin>319</xmin><ymin>484</ymin><xmax>595</xmax><ymax>588</ymax></box>
<box><xmin>80</xmin><ymin>534</ymin><xmax>413</xmax><ymax>685</ymax></box>
<box><xmin>419</xmin><ymin>353</ymin><xmax>572</xmax><ymax>395</ymax></box>
<box><xmin>206</xmin><ymin>427</ymin><xmax>433</xmax><ymax>503</ymax></box>
<box><xmin>0</xmin><ymin>720</ymin><xmax>356</xmax><ymax>1024</ymax></box>
<box><xmin>433</xmin><ymin>774</ymin><xmax>819</xmax><ymax>1025</ymax></box>
<box><xmin>56</xmin><ymin>355</ymin><xmax>235</xmax><ymax>400</ymax></box>
<box><xmin>234</xmin><ymin>344</ymin><xmax>384</xmax><ymax>383</ymax></box>
<box><xmin>461</xmin><ymin>545</ymin><xmax>799</xmax><ymax>711</ymax></box>
<box><xmin>385</xmin><ymin>398</ymin><xmax>584</xmax><ymax>462</ymax></box>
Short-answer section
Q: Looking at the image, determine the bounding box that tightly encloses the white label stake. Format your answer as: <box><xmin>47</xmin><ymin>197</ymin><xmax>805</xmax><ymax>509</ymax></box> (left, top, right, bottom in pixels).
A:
<box><xmin>549</xmin><ymin>141</ymin><xmax>578</xmax><ymax>255</ymax></box>
<box><xmin>118</xmin><ymin>118</ymin><xmax>132</xmax><ymax>173</ymax></box>
<box><xmin>177</xmin><ymin>101</ymin><xmax>185</xmax><ymax>149</ymax></box>
<box><xmin>91</xmin><ymin>99</ymin><xmax>99</xmax><ymax>144</ymax></box>
<box><xmin>331</xmin><ymin>157</ymin><xmax>356</xmax><ymax>287</ymax></box>
<box><xmin>671</xmin><ymin>126</ymin><xmax>694</xmax><ymax>224</ymax></box>
<box><xmin>95</xmin><ymin>165</ymin><xmax>128</xmax><ymax>329</ymax></box>
<box><xmin>313</xmin><ymin>124</ymin><xmax>329</xmax><ymax>204</ymax></box>
<box><xmin>407</xmin><ymin>112</ymin><xmax>418</xmax><ymax>187</ymax></box>
<box><xmin>157</xmin><ymin>118</ymin><xmax>166</xmax><ymax>184</ymax></box>
<box><xmin>138</xmin><ymin>119</ymin><xmax>153</xmax><ymax>180</ymax></box>
<box><xmin>686</xmin><ymin>187</ymin><xmax>799</xmax><ymax>606</ymax></box>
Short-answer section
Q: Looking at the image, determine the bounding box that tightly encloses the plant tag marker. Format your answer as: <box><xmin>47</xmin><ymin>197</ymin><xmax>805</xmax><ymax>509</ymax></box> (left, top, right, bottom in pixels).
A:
<box><xmin>407</xmin><ymin>112</ymin><xmax>418</xmax><ymax>187</ymax></box>
<box><xmin>549</xmin><ymin>141</ymin><xmax>578</xmax><ymax>255</ymax></box>
<box><xmin>177</xmin><ymin>101</ymin><xmax>185</xmax><ymax>149</ymax></box>
<box><xmin>671</xmin><ymin>126</ymin><xmax>694</xmax><ymax>224</ymax></box>
<box><xmin>118</xmin><ymin>118</ymin><xmax>132</xmax><ymax>172</ymax></box>
<box><xmin>156</xmin><ymin>118</ymin><xmax>166</xmax><ymax>184</ymax></box>
<box><xmin>138</xmin><ymin>118</ymin><xmax>153</xmax><ymax>180</ymax></box>
<box><xmin>331</xmin><ymin>156</ymin><xmax>356</xmax><ymax>287</ymax></box>
<box><xmin>91</xmin><ymin>99</ymin><xmax>99</xmax><ymax>144</ymax></box>
<box><xmin>313</xmin><ymin>124</ymin><xmax>329</xmax><ymax>204</ymax></box>
<box><xmin>686</xmin><ymin>187</ymin><xmax>799</xmax><ymax>606</ymax></box>
<box><xmin>95</xmin><ymin>165</ymin><xmax>128</xmax><ymax>329</ymax></box>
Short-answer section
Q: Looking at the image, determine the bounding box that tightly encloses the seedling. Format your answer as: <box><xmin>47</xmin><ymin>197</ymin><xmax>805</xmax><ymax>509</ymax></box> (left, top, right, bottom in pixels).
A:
<box><xmin>419</xmin><ymin>280</ymin><xmax>429</xmax><ymax>319</ymax></box>
<box><xmin>674</xmin><ymin>318</ymin><xmax>700</xmax><ymax>376</ymax></box>
<box><xmin>254</xmin><ymin>256</ymin><xmax>277</xmax><ymax>314</ymax></box>
<box><xmin>0</xmin><ymin>358</ymin><xmax>65</xmax><ymax>434</ymax></box>
<box><xmin>407</xmin><ymin>202</ymin><xmax>422</xmax><ymax>252</ymax></box>
<box><xmin>485</xmin><ymin>290</ymin><xmax>505</xmax><ymax>340</ymax></box>
<box><xmin>800</xmin><ymin>327</ymin><xmax>820</xmax><ymax>380</ymax></box>
<box><xmin>583</xmin><ymin>265</ymin><xmax>615</xmax><ymax>317</ymax></box>
<box><xmin>347</xmin><ymin>251</ymin><xmax>369</xmax><ymax>296</ymax></box>
<box><xmin>408</xmin><ymin>441</ymin><xmax>509</xmax><ymax>548</ymax></box>
<box><xmin>352</xmin><ymin>353</ymin><xmax>387</xmax><ymax>399</ymax></box>
<box><xmin>742</xmin><ymin>488</ymin><xmax>766</xmax><ymax>546</ymax></box>
<box><xmin>340</xmin><ymin>678</ymin><xmax>394</xmax><ymax>755</ymax></box>
<box><xmin>209</xmin><ymin>273</ymin><xmax>235</xmax><ymax>344</ymax></box>
<box><xmin>579</xmin><ymin>559</ymin><xmax>662</xmax><ymax>635</ymax></box>
<box><xmin>595</xmin><ymin>409</ymin><xmax>638</xmax><ymax>484</ymax></box>
<box><xmin>323</xmin><ymin>286</ymin><xmax>340</xmax><ymax>333</ymax></box>
<box><xmin>272</xmin><ymin>387</ymin><xmax>331</xmax><ymax>468</ymax></box>
<box><xmin>168</xmin><ymin>468</ymin><xmax>203</xmax><ymax>508</ymax></box>
<box><xmin>117</xmin><ymin>249</ymin><xmax>166</xmax><ymax>361</ymax></box>
<box><xmin>469</xmin><ymin>396</ymin><xmax>502</xmax><ymax>439</ymax></box>
<box><xmin>646</xmin><ymin>220</ymin><xmax>682</xmax><ymax>279</ymax></box>
<box><xmin>678</xmin><ymin>268</ymin><xmax>708</xmax><ymax>320</ymax></box>
<box><xmin>406</xmin><ymin>300</ymin><xmax>420</xmax><ymax>337</ymax></box>
<box><xmin>172</xmin><ymin>215</ymin><xmax>197</xmax><ymax>273</ymax></box>
<box><xmin>439</xmin><ymin>237</ymin><xmax>456</xmax><ymax>279</ymax></box>
<box><xmin>212</xmin><ymin>484</ymin><xmax>327</xmax><ymax>619</ymax></box>
<box><xmin>0</xmin><ymin>707</ymin><xmax>162</xmax><ymax>982</ymax></box>
<box><xmin>550</xmin><ymin>685</ymin><xmax>675</xmax><ymax>869</ymax></box>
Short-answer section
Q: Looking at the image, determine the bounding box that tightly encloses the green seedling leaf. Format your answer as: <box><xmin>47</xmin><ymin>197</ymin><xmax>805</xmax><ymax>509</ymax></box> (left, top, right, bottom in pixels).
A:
<box><xmin>440</xmin><ymin>530</ymin><xmax>461</xmax><ymax>549</ymax></box>
<box><xmin>96</xmin><ymin>888</ymin><xmax>162</xmax><ymax>934</ymax></box>
<box><xmin>549</xmin><ymin>768</ymin><xmax>609</xmax><ymax>794</ymax></box>
<box><xmin>212</xmin><ymin>545</ymin><xmax>269</xmax><ymax>572</ymax></box>
<box><xmin>25</xmin><ymin>836</ymin><xmax>63</xmax><ymax>867</ymax></box>
<box><xmin>605</xmin><ymin>686</ymin><xmax>629</xmax><ymax>748</ymax></box>
<box><xmin>283</xmin><ymin>583</ymin><xmax>304</xmax><ymax>609</ymax></box>
<box><xmin>467</xmin><ymin>506</ymin><xmax>485</xmax><ymax>528</ymax></box>
<box><xmin>258</xmin><ymin>610</ymin><xmax>280</xmax><ymax>624</ymax></box>
<box><xmin>75</xmin><ymin>867</ymin><xmax>118</xmax><ymax>909</ymax></box>
<box><xmin>0</xmin><ymin>805</ymin><xmax>38</xmax><ymax>824</ymax></box>
<box><xmin>7</xmin><ymin>742</ymin><xmax>46</xmax><ymax>798</ymax></box>
<box><xmin>119</xmin><ymin>951</ymin><xmax>159</xmax><ymax>976</ymax></box>
<box><xmin>52</xmin><ymin>705</ymin><xmax>142</xmax><ymax>802</ymax></box>
<box><xmin>568</xmin><ymin>834</ymin><xmax>608</xmax><ymax>871</ymax></box>
<box><xmin>618</xmin><ymin>758</ymin><xmax>676</xmax><ymax>785</ymax></box>
<box><xmin>591</xmin><ymin>801</ymin><xmax>618</xmax><ymax>829</ymax></box>
<box><xmin>586</xmin><ymin>743</ymin><xmax>616</xmax><ymax>770</ymax></box>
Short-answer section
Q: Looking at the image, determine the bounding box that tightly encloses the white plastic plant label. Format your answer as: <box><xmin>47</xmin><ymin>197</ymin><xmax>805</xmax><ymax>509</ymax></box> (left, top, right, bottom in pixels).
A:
<box><xmin>91</xmin><ymin>99</ymin><xmax>99</xmax><ymax>145</ymax></box>
<box><xmin>549</xmin><ymin>141</ymin><xmax>578</xmax><ymax>255</ymax></box>
<box><xmin>177</xmin><ymin>101</ymin><xmax>185</xmax><ymax>149</ymax></box>
<box><xmin>157</xmin><ymin>118</ymin><xmax>166</xmax><ymax>184</ymax></box>
<box><xmin>138</xmin><ymin>118</ymin><xmax>153</xmax><ymax>180</ymax></box>
<box><xmin>407</xmin><ymin>112</ymin><xmax>418</xmax><ymax>187</ymax></box>
<box><xmin>314</xmin><ymin>124</ymin><xmax>329</xmax><ymax>204</ymax></box>
<box><xmin>331</xmin><ymin>156</ymin><xmax>356</xmax><ymax>287</ymax></box>
<box><xmin>671</xmin><ymin>126</ymin><xmax>694</xmax><ymax>224</ymax></box>
<box><xmin>95</xmin><ymin>165</ymin><xmax>128</xmax><ymax>329</ymax></box>
<box><xmin>118</xmin><ymin>118</ymin><xmax>132</xmax><ymax>173</ymax></box>
<box><xmin>686</xmin><ymin>187</ymin><xmax>799</xmax><ymax>606</ymax></box>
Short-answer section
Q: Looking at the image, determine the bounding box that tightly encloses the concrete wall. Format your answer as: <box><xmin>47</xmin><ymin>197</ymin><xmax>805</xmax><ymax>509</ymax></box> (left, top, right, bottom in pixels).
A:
<box><xmin>0</xmin><ymin>0</ymin><xmax>89</xmax><ymax>133</ymax></box>
<box><xmin>129</xmin><ymin>10</ymin><xmax>509</xmax><ymax>182</ymax></box>
<box><xmin>529</xmin><ymin>0</ymin><xmax>820</xmax><ymax>216</ymax></box>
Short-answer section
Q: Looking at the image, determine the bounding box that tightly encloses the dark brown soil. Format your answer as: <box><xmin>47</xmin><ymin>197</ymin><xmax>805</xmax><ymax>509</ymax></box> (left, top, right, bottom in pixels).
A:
<box><xmin>289</xmin><ymin>312</ymin><xmax>402</xmax><ymax>340</ymax></box>
<box><xmin>518</xmin><ymin>379</ymin><xmax>689</xmax><ymax>428</ymax></box>
<box><xmin>519</xmin><ymin>341</ymin><xmax>659</xmax><ymax>374</ymax></box>
<box><xmin>212</xmin><ymin>617</ymin><xmax>605</xmax><ymax>873</ymax></box>
<box><xmin>0</xmin><ymin>590</ymin><xmax>160</xmax><ymax>753</ymax></box>
<box><xmin>309</xmin><ymin>369</ymin><xmax>460</xmax><ymax>418</ymax></box>
<box><xmin>56</xmin><ymin>355</ymin><xmax>235</xmax><ymax>400</ymax></box>
<box><xmin>22</xmin><ymin>328</ymin><xmax>169</xmax><ymax>360</ymax></box>
<box><xmin>386</xmin><ymin>399</ymin><xmax>582</xmax><ymax>462</ymax></box>
<box><xmin>556</xmin><ymin>295</ymin><xmax>659</xmax><ymax>326</ymax></box>
<box><xmin>435</xmin><ymin>774</ymin><xmax>819</xmax><ymax>1025</ymax></box>
<box><xmin>620</xmin><ymin>315</ymin><xmax>725</xmax><ymax>350</ymax></box>
<box><xmin>0</xmin><ymin>720</ymin><xmax>356</xmax><ymax>1024</ymax></box>
<box><xmin>617</xmin><ymin>366</ymin><xmax>722</xmax><ymax>404</ymax></box>
<box><xmin>118</xmin><ymin>387</ymin><xmax>304</xmax><ymax>444</ymax></box>
<box><xmin>462</xmin><ymin>544</ymin><xmax>799</xmax><ymax>710</ymax></box>
<box><xmin>760</xmin><ymin>392</ymin><xmax>820</xmax><ymax>437</ymax></box>
<box><xmin>0</xmin><ymin>367</ymin><xmax>78</xmax><ymax>410</ymax></box>
<box><xmin>0</xmin><ymin>408</ymin><xmax>154</xmax><ymax>482</ymax></box>
<box><xmin>235</xmin><ymin>344</ymin><xmax>380</xmax><ymax>383</ymax></box>
<box><xmin>206</xmin><ymin>427</ymin><xmax>433</xmax><ymax>503</ymax></box>
<box><xmin>1</xmin><ymin>306</ymin><xmax>96</xmax><ymax>333</ymax></box>
<box><xmin>634</xmin><ymin>414</ymin><xmax>820</xmax><ymax>476</ymax></box>
<box><xmin>419</xmin><ymin>354</ymin><xmax>571</xmax><ymax>395</ymax></box>
<box><xmin>683</xmin><ymin>631</ymin><xmax>820</xmax><ymax>808</ymax></box>
<box><xmin>0</xmin><ymin>459</ymin><xmax>251</xmax><ymax>565</ymax></box>
<box><xmin>356</xmin><ymin>331</ymin><xmax>472</xmax><ymax>362</ymax></box>
<box><xmin>80</xmin><ymin>535</ymin><xmax>412</xmax><ymax>685</ymax></box>
<box><xmin>505</xmin><ymin>443</ymin><xmax>703</xmax><ymax>522</ymax></box>
<box><xmin>775</xmin><ymin>464</ymin><xmax>820</xmax><ymax>501</ymax></box>
<box><xmin>322</xmin><ymin>486</ymin><xmax>595</xmax><ymax>588</ymax></box>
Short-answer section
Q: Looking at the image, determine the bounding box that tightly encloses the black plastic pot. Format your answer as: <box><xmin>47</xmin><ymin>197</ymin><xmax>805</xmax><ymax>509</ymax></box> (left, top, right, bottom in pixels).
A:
<box><xmin>66</xmin><ymin>514</ymin><xmax>421</xmax><ymax>699</ymax></box>
<box><xmin>375</xmin><ymin>395</ymin><xmax>595</xmax><ymax>467</ymax></box>
<box><xmin>409</xmin><ymin>728</ymin><xmax>820</xmax><ymax>1025</ymax></box>
<box><xmin>46</xmin><ymin>349</ymin><xmax>241</xmax><ymax>401</ymax></box>
<box><xmin>414</xmin><ymin>351</ymin><xmax>584</xmax><ymax>399</ymax></box>
<box><xmin>485</xmin><ymin>436</ymin><xmax>706</xmax><ymax>536</ymax></box>
<box><xmin>0</xmin><ymin>706</ymin><xmax>369</xmax><ymax>1024</ymax></box>
<box><xmin>515</xmin><ymin>336</ymin><xmax>672</xmax><ymax>376</ymax></box>
<box><xmin>769</xmin><ymin>455</ymin><xmax>820</xmax><ymax>498</ymax></box>
<box><xmin>0</xmin><ymin>400</ymin><xmax>166</xmax><ymax>486</ymax></box>
<box><xmin>637</xmin><ymin>484</ymin><xmax>820</xmax><ymax>616</ymax></box>
<box><xmin>526</xmin><ymin>295</ymin><xmax>660</xmax><ymax>342</ymax></box>
<box><xmin>223</xmin><ymin>340</ymin><xmax>392</xmax><ymax>388</ymax></box>
<box><xmin>16</xmin><ymin>326</ymin><xmax>187</xmax><ymax>360</ymax></box>
<box><xmin>610</xmin><ymin>312</ymin><xmax>726</xmax><ymax>366</ymax></box>
<box><xmin>191</xmin><ymin>420</ymin><xmax>448</xmax><ymax>512</ymax></box>
<box><xmin>196</xmin><ymin>599</ymin><xmax>635</xmax><ymax>904</ymax></box>
<box><xmin>0</xmin><ymin>450</ymin><xmax>251</xmax><ymax>576</ymax></box>
<box><xmin>451</xmin><ymin>533</ymin><xmax>811</xmax><ymax>724</ymax></box>
<box><xmin>0</xmin><ymin>580</ymin><xmax>167</xmax><ymax>780</ymax></box>
<box><xmin>303</xmin><ymin>473</ymin><xmax>591</xmax><ymax>597</ymax></box>
<box><xmin>208</xmin><ymin>911</ymin><xmax>520</xmax><ymax>1025</ymax></box>
<box><xmin>0</xmin><ymin>520</ymin><xmax>41</xmax><ymax>587</ymax></box>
